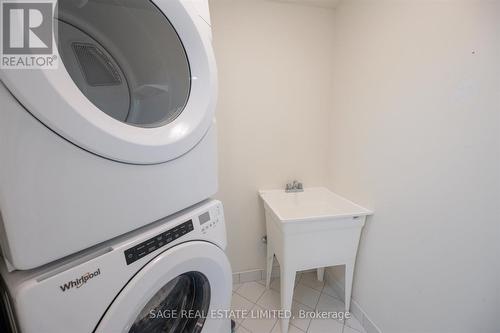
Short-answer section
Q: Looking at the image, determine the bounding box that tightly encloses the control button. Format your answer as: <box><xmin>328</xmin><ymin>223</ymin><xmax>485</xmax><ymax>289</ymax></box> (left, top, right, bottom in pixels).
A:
<box><xmin>124</xmin><ymin>219</ymin><xmax>195</xmax><ymax>265</ymax></box>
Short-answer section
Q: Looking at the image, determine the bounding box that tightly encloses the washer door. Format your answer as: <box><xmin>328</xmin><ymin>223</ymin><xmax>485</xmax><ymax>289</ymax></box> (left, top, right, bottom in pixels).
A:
<box><xmin>95</xmin><ymin>241</ymin><xmax>231</xmax><ymax>333</ymax></box>
<box><xmin>0</xmin><ymin>0</ymin><xmax>217</xmax><ymax>164</ymax></box>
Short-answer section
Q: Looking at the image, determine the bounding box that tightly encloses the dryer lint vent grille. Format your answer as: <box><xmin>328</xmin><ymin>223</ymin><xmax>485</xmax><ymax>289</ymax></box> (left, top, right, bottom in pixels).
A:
<box><xmin>72</xmin><ymin>42</ymin><xmax>122</xmax><ymax>86</ymax></box>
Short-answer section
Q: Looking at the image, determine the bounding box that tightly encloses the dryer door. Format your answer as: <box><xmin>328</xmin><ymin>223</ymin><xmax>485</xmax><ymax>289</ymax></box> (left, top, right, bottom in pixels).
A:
<box><xmin>95</xmin><ymin>241</ymin><xmax>231</xmax><ymax>333</ymax></box>
<box><xmin>0</xmin><ymin>0</ymin><xmax>216</xmax><ymax>164</ymax></box>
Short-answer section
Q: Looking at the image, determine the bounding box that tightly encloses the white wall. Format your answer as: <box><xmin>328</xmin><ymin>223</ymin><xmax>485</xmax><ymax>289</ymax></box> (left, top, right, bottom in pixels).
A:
<box><xmin>328</xmin><ymin>1</ymin><xmax>500</xmax><ymax>332</ymax></box>
<box><xmin>210</xmin><ymin>1</ymin><xmax>500</xmax><ymax>331</ymax></box>
<box><xmin>210</xmin><ymin>0</ymin><xmax>335</xmax><ymax>271</ymax></box>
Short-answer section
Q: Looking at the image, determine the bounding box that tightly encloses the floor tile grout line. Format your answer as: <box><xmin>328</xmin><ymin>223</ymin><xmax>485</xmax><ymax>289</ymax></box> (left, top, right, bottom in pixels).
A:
<box><xmin>324</xmin><ymin>282</ymin><xmax>353</xmax><ymax>330</ymax></box>
<box><xmin>234</xmin><ymin>282</ymin><xmax>267</xmax><ymax>305</ymax></box>
<box><xmin>245</xmin><ymin>300</ymin><xmax>279</xmax><ymax>333</ymax></box>
<box><xmin>324</xmin><ymin>286</ymin><xmax>348</xmax><ymax>332</ymax></box>
<box><xmin>307</xmin><ymin>278</ymin><xmax>341</xmax><ymax>333</ymax></box>
<box><xmin>238</xmin><ymin>302</ymin><xmax>258</xmax><ymax>333</ymax></box>
<box><xmin>233</xmin><ymin>290</ymin><xmax>257</xmax><ymax>305</ymax></box>
<box><xmin>268</xmin><ymin>315</ymin><xmax>279</xmax><ymax>333</ymax></box>
<box><xmin>237</xmin><ymin>282</ymin><xmax>279</xmax><ymax>333</ymax></box>
<box><xmin>294</xmin><ymin>280</ymin><xmax>326</xmax><ymax>309</ymax></box>
<box><xmin>235</xmin><ymin>276</ymin><xmax>354</xmax><ymax>333</ymax></box>
<box><xmin>238</xmin><ymin>281</ymin><xmax>306</xmax><ymax>333</ymax></box>
<box><xmin>259</xmin><ymin>305</ymin><xmax>307</xmax><ymax>333</ymax></box>
<box><xmin>267</xmin><ymin>278</ymin><xmax>337</xmax><ymax>314</ymax></box>
<box><xmin>261</xmin><ymin>275</ymin><xmax>322</xmax><ymax>312</ymax></box>
<box><xmin>291</xmin><ymin>323</ymin><xmax>306</xmax><ymax>333</ymax></box>
<box><xmin>344</xmin><ymin>319</ymin><xmax>365</xmax><ymax>333</ymax></box>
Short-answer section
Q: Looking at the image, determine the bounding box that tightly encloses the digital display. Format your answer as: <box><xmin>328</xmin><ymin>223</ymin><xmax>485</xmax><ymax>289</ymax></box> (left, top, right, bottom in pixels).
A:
<box><xmin>199</xmin><ymin>211</ymin><xmax>211</xmax><ymax>225</ymax></box>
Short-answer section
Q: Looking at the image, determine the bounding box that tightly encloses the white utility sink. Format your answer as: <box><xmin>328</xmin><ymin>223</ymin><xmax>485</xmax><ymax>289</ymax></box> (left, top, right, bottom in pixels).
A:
<box><xmin>259</xmin><ymin>187</ymin><xmax>373</xmax><ymax>333</ymax></box>
<box><xmin>260</xmin><ymin>186</ymin><xmax>372</xmax><ymax>223</ymax></box>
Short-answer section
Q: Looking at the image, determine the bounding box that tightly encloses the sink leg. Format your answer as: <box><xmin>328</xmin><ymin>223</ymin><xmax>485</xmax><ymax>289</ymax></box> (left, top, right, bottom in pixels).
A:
<box><xmin>266</xmin><ymin>242</ymin><xmax>274</xmax><ymax>289</ymax></box>
<box><xmin>345</xmin><ymin>262</ymin><xmax>355</xmax><ymax>313</ymax></box>
<box><xmin>317</xmin><ymin>267</ymin><xmax>325</xmax><ymax>282</ymax></box>
<box><xmin>280</xmin><ymin>266</ymin><xmax>296</xmax><ymax>333</ymax></box>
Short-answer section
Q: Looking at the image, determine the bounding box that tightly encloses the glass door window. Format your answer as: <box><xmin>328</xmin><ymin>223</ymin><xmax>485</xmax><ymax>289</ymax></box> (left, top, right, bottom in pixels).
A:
<box><xmin>57</xmin><ymin>0</ymin><xmax>191</xmax><ymax>127</ymax></box>
<box><xmin>129</xmin><ymin>272</ymin><xmax>210</xmax><ymax>333</ymax></box>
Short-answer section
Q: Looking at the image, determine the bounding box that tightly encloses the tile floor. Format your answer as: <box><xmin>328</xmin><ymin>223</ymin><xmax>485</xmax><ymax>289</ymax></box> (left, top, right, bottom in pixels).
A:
<box><xmin>231</xmin><ymin>271</ymin><xmax>366</xmax><ymax>333</ymax></box>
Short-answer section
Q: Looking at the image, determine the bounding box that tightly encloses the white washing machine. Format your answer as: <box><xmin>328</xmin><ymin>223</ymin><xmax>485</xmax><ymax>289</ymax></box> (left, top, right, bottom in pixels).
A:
<box><xmin>0</xmin><ymin>0</ymin><xmax>218</xmax><ymax>270</ymax></box>
<box><xmin>0</xmin><ymin>200</ymin><xmax>232</xmax><ymax>333</ymax></box>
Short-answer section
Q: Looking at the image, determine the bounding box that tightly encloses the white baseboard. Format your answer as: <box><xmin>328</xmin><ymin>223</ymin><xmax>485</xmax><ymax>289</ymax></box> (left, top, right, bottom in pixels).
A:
<box><xmin>232</xmin><ymin>269</ymin><xmax>264</xmax><ymax>284</ymax></box>
<box><xmin>324</xmin><ymin>269</ymin><xmax>382</xmax><ymax>333</ymax></box>
<box><xmin>233</xmin><ymin>265</ymin><xmax>310</xmax><ymax>285</ymax></box>
<box><xmin>233</xmin><ymin>261</ymin><xmax>282</xmax><ymax>285</ymax></box>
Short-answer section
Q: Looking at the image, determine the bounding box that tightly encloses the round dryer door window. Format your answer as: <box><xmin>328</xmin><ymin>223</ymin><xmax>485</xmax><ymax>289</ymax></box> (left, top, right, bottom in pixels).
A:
<box><xmin>57</xmin><ymin>0</ymin><xmax>191</xmax><ymax>127</ymax></box>
<box><xmin>0</xmin><ymin>0</ymin><xmax>217</xmax><ymax>164</ymax></box>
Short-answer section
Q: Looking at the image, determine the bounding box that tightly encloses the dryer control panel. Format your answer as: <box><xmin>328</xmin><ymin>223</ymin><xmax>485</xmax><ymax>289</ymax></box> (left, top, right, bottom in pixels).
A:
<box><xmin>124</xmin><ymin>220</ymin><xmax>194</xmax><ymax>265</ymax></box>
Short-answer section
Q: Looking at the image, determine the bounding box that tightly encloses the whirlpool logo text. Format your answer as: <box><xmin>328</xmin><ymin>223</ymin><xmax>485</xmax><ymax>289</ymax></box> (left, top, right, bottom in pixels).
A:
<box><xmin>59</xmin><ymin>269</ymin><xmax>101</xmax><ymax>292</ymax></box>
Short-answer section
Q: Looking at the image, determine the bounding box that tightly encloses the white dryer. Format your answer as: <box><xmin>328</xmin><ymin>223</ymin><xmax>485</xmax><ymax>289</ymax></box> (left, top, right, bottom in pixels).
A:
<box><xmin>0</xmin><ymin>0</ymin><xmax>218</xmax><ymax>270</ymax></box>
<box><xmin>0</xmin><ymin>200</ymin><xmax>232</xmax><ymax>333</ymax></box>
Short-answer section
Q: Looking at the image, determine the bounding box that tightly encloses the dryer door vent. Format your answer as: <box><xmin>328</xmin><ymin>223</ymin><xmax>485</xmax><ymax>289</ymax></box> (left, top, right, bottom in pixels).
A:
<box><xmin>72</xmin><ymin>43</ymin><xmax>122</xmax><ymax>87</ymax></box>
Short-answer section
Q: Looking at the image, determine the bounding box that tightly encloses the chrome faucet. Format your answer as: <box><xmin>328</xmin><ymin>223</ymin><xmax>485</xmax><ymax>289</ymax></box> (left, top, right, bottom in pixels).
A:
<box><xmin>285</xmin><ymin>180</ymin><xmax>303</xmax><ymax>193</ymax></box>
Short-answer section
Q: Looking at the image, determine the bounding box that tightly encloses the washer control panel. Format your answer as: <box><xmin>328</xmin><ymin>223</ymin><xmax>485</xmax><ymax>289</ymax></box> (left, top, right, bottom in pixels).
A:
<box><xmin>124</xmin><ymin>220</ymin><xmax>194</xmax><ymax>265</ymax></box>
<box><xmin>199</xmin><ymin>204</ymin><xmax>222</xmax><ymax>234</ymax></box>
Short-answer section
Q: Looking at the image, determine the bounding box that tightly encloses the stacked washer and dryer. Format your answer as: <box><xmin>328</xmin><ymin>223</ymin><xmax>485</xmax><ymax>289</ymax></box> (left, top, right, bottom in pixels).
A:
<box><xmin>0</xmin><ymin>0</ymin><xmax>232</xmax><ymax>332</ymax></box>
